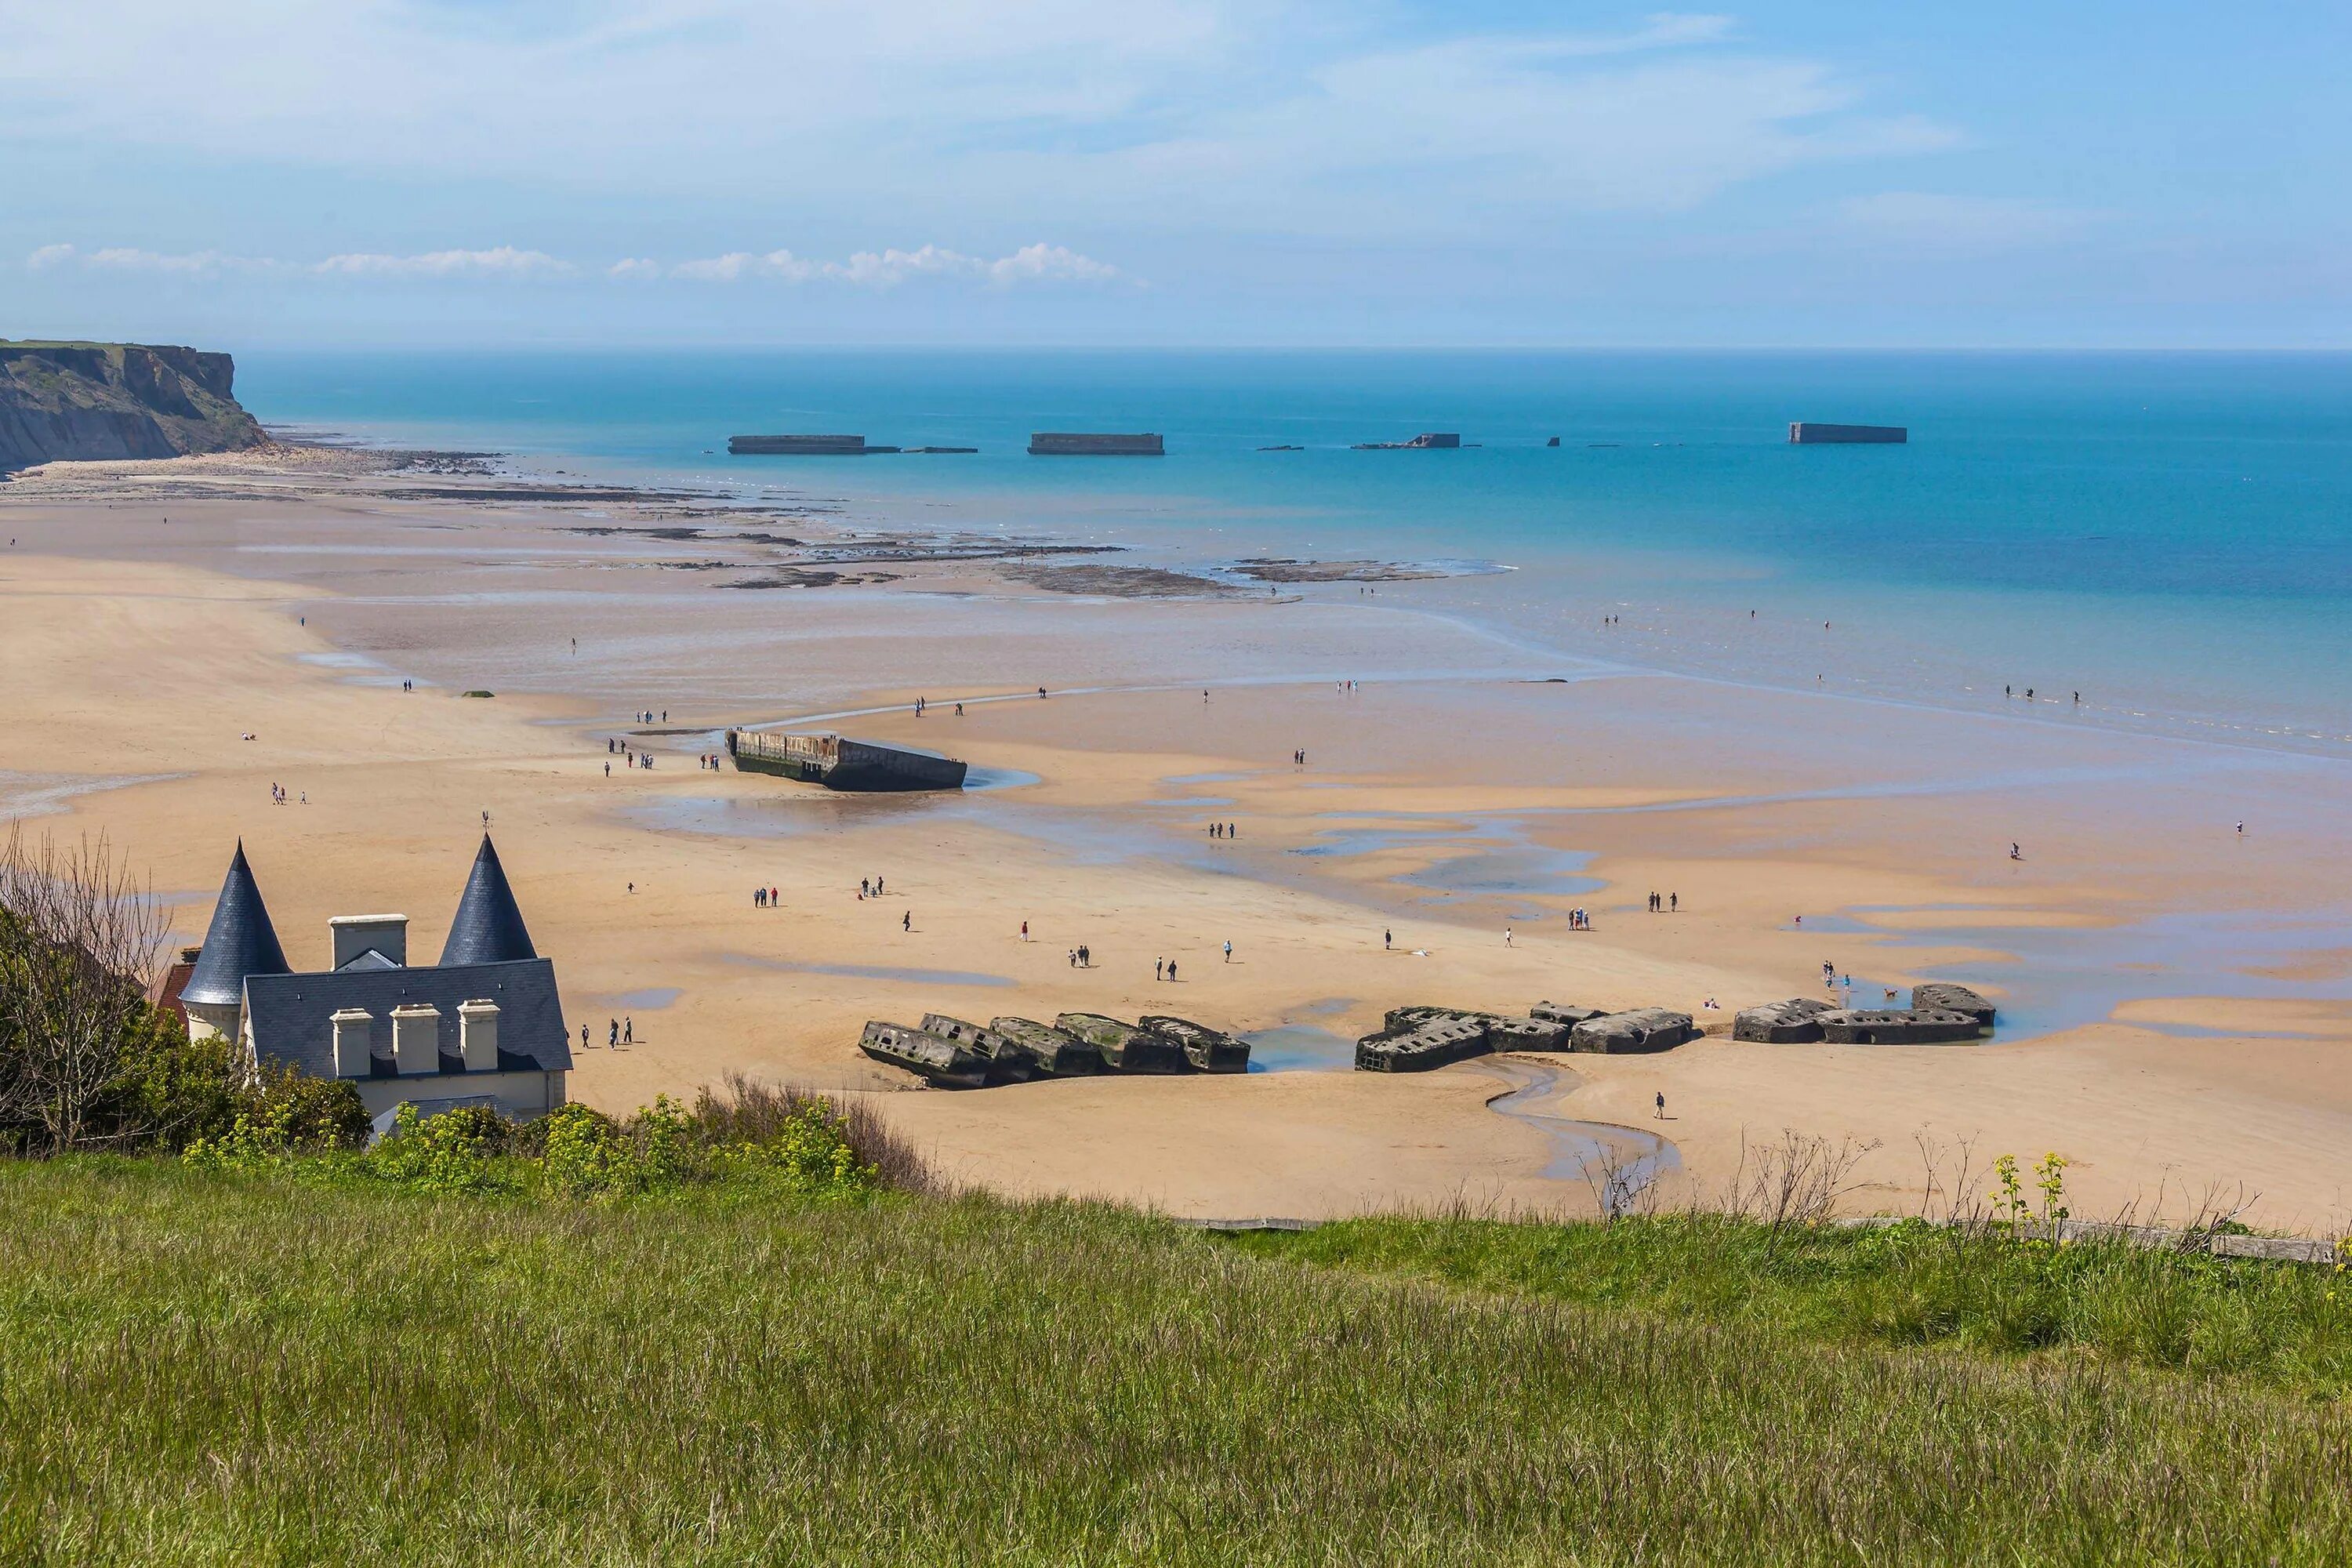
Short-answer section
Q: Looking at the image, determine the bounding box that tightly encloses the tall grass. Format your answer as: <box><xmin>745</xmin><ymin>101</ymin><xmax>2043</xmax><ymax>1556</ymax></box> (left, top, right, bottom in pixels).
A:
<box><xmin>1226</xmin><ymin>1212</ymin><xmax>2352</xmax><ymax>1398</ymax></box>
<box><xmin>0</xmin><ymin>1163</ymin><xmax>2347</xmax><ymax>1564</ymax></box>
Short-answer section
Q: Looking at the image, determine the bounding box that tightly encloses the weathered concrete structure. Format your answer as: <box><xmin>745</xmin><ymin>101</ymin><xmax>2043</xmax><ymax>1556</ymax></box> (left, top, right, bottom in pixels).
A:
<box><xmin>1733</xmin><ymin>996</ymin><xmax>1836</xmax><ymax>1044</ymax></box>
<box><xmin>1486</xmin><ymin>1015</ymin><xmax>1576</xmax><ymax>1051</ymax></box>
<box><xmin>1531</xmin><ymin>1001</ymin><xmax>1607</xmax><ymax>1026</ymax></box>
<box><xmin>1138</xmin><ymin>1015</ymin><xmax>1250</xmax><ymax>1073</ymax></box>
<box><xmin>1816</xmin><ymin>1008</ymin><xmax>1982</xmax><ymax>1045</ymax></box>
<box><xmin>729</xmin><ymin>729</ymin><xmax>968</xmax><ymax>793</ymax></box>
<box><xmin>920</xmin><ymin>1013</ymin><xmax>1037</xmax><ymax>1083</ymax></box>
<box><xmin>1352</xmin><ymin>432</ymin><xmax>1461</xmax><ymax>449</ymax></box>
<box><xmin>1355</xmin><ymin>1015</ymin><xmax>1493</xmax><ymax>1073</ymax></box>
<box><xmin>988</xmin><ymin>1016</ymin><xmax>1104</xmax><ymax>1076</ymax></box>
<box><xmin>859</xmin><ymin>1020</ymin><xmax>991</xmax><ymax>1087</ymax></box>
<box><xmin>1029</xmin><ymin>432</ymin><xmax>1163</xmax><ymax>456</ymax></box>
<box><xmin>1909</xmin><ymin>984</ymin><xmax>1997</xmax><ymax>1030</ymax></box>
<box><xmin>1569</xmin><ymin>1008</ymin><xmax>1697</xmax><ymax>1054</ymax></box>
<box><xmin>1056</xmin><ymin>1013</ymin><xmax>1191</xmax><ymax>1073</ymax></box>
<box><xmin>1788</xmin><ymin>422</ymin><xmax>1906</xmax><ymax>444</ymax></box>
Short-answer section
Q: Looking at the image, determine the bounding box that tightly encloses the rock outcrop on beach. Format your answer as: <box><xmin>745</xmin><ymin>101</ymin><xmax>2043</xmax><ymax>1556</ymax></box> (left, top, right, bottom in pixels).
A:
<box><xmin>0</xmin><ymin>340</ymin><xmax>264</xmax><ymax>472</ymax></box>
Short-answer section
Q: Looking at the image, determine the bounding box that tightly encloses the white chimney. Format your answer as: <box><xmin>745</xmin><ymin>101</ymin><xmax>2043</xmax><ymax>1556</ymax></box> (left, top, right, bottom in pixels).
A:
<box><xmin>331</xmin><ymin>1007</ymin><xmax>374</xmax><ymax>1078</ymax></box>
<box><xmin>458</xmin><ymin>999</ymin><xmax>499</xmax><ymax>1072</ymax></box>
<box><xmin>330</xmin><ymin>913</ymin><xmax>408</xmax><ymax>969</ymax></box>
<box><xmin>390</xmin><ymin>1003</ymin><xmax>441</xmax><ymax>1075</ymax></box>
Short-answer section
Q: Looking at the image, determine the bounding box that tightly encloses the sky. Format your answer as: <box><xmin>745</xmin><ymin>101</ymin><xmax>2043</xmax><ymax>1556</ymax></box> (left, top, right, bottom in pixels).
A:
<box><xmin>3</xmin><ymin>1</ymin><xmax>2347</xmax><ymax>348</ymax></box>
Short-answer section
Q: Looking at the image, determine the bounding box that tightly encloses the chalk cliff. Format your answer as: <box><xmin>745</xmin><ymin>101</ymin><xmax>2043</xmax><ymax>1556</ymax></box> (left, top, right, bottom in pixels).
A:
<box><xmin>0</xmin><ymin>340</ymin><xmax>265</xmax><ymax>472</ymax></box>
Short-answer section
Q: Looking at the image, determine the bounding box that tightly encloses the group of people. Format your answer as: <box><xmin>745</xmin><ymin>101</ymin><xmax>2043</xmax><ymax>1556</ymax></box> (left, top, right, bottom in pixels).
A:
<box><xmin>1206</xmin><ymin>821</ymin><xmax>1240</xmax><ymax>839</ymax></box>
<box><xmin>1646</xmin><ymin>891</ymin><xmax>1677</xmax><ymax>913</ymax></box>
<box><xmin>578</xmin><ymin>1017</ymin><xmax>636</xmax><ymax>1050</ymax></box>
<box><xmin>753</xmin><ymin>886</ymin><xmax>779</xmax><ymax>907</ymax></box>
<box><xmin>267</xmin><ymin>782</ymin><xmax>303</xmax><ymax>805</ymax></box>
<box><xmin>633</xmin><ymin>710</ymin><xmax>667</xmax><ymax>724</ymax></box>
<box><xmin>1153</xmin><ymin>956</ymin><xmax>1180</xmax><ymax>982</ymax></box>
<box><xmin>859</xmin><ymin>877</ymin><xmax>887</xmax><ymax>898</ymax></box>
<box><xmin>1567</xmin><ymin>907</ymin><xmax>1592</xmax><ymax>929</ymax></box>
<box><xmin>1067</xmin><ymin>945</ymin><xmax>1093</xmax><ymax>967</ymax></box>
<box><xmin>1291</xmin><ymin>749</ymin><xmax>1308</xmax><ymax>765</ymax></box>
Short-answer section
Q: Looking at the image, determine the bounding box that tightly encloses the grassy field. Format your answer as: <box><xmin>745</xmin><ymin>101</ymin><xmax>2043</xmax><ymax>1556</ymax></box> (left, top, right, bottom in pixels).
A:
<box><xmin>1226</xmin><ymin>1213</ymin><xmax>2352</xmax><ymax>1399</ymax></box>
<box><xmin>2</xmin><ymin>1162</ymin><xmax>2349</xmax><ymax>1565</ymax></box>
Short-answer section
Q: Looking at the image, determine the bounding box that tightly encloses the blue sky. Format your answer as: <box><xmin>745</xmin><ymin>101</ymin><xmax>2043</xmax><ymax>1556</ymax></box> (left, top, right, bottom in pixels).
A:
<box><xmin>4</xmin><ymin>2</ymin><xmax>2346</xmax><ymax>347</ymax></box>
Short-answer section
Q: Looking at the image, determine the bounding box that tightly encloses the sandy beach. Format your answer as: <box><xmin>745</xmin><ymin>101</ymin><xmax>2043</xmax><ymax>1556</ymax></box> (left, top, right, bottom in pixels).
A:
<box><xmin>4</xmin><ymin>448</ymin><xmax>2349</xmax><ymax>1232</ymax></box>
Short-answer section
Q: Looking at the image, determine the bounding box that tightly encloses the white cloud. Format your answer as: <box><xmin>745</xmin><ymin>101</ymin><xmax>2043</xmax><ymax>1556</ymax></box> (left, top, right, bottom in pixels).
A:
<box><xmin>984</xmin><ymin>243</ymin><xmax>1123</xmax><ymax>285</ymax></box>
<box><xmin>310</xmin><ymin>246</ymin><xmax>572</xmax><ymax>278</ymax></box>
<box><xmin>1837</xmin><ymin>193</ymin><xmax>2106</xmax><ymax>250</ymax></box>
<box><xmin>27</xmin><ymin>238</ymin><xmax>1125</xmax><ymax>289</ymax></box>
<box><xmin>659</xmin><ymin>242</ymin><xmax>1124</xmax><ymax>287</ymax></box>
<box><xmin>0</xmin><ymin>2</ymin><xmax>1958</xmax><ymax>242</ymax></box>
<box><xmin>25</xmin><ymin>243</ymin><xmax>262</xmax><ymax>275</ymax></box>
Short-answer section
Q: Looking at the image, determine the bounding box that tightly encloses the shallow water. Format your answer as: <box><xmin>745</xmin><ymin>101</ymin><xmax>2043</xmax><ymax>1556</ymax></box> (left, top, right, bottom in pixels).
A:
<box><xmin>244</xmin><ymin>347</ymin><xmax>2352</xmax><ymax>762</ymax></box>
<box><xmin>1240</xmin><ymin>1023</ymin><xmax>1356</xmax><ymax>1073</ymax></box>
<box><xmin>1477</xmin><ymin>1058</ymin><xmax>1683</xmax><ymax>1196</ymax></box>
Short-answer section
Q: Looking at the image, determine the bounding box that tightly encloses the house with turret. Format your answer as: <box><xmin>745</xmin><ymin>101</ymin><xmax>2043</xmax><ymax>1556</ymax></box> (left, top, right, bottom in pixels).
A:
<box><xmin>177</xmin><ymin>836</ymin><xmax>572</xmax><ymax>1125</ymax></box>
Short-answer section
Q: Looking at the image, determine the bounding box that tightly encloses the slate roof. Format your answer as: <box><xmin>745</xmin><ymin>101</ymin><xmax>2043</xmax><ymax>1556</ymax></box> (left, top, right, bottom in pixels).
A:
<box><xmin>241</xmin><ymin>957</ymin><xmax>573</xmax><ymax>1080</ymax></box>
<box><xmin>182</xmin><ymin>841</ymin><xmax>290</xmax><ymax>1007</ymax></box>
<box><xmin>439</xmin><ymin>835</ymin><xmax>538</xmax><ymax>967</ymax></box>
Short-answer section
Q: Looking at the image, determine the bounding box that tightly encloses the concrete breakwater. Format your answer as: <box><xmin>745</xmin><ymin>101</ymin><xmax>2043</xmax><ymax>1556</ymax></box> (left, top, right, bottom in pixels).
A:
<box><xmin>1354</xmin><ymin>1002</ymin><xmax>1697</xmax><ymax>1072</ymax></box>
<box><xmin>1735</xmin><ymin>984</ymin><xmax>1996</xmax><ymax>1045</ymax></box>
<box><xmin>728</xmin><ymin>729</ymin><xmax>968</xmax><ymax>793</ymax></box>
<box><xmin>861</xmin><ymin>1011</ymin><xmax>1247</xmax><ymax>1087</ymax></box>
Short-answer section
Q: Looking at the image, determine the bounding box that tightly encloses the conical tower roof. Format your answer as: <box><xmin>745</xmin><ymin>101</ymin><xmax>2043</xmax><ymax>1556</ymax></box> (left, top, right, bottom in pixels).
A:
<box><xmin>439</xmin><ymin>834</ymin><xmax>538</xmax><ymax>967</ymax></box>
<box><xmin>182</xmin><ymin>840</ymin><xmax>290</xmax><ymax>1006</ymax></box>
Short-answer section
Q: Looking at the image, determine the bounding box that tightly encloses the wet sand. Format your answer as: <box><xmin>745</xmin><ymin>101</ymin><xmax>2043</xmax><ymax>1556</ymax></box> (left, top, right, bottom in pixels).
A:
<box><xmin>4</xmin><ymin>449</ymin><xmax>2349</xmax><ymax>1232</ymax></box>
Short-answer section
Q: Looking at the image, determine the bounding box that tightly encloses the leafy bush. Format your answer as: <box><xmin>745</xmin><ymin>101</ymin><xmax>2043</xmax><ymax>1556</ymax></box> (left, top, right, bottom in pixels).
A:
<box><xmin>358</xmin><ymin>1102</ymin><xmax>522</xmax><ymax>1196</ymax></box>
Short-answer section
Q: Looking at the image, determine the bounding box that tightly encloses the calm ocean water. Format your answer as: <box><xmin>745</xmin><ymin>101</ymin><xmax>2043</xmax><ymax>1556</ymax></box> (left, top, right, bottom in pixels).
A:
<box><xmin>240</xmin><ymin>350</ymin><xmax>2352</xmax><ymax>758</ymax></box>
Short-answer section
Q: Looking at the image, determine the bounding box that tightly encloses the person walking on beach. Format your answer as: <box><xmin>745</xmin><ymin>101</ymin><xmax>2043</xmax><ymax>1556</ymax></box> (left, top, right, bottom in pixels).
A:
<box><xmin>902</xmin><ymin>910</ymin><xmax>912</xmax><ymax>932</ymax></box>
<box><xmin>2010</xmin><ymin>843</ymin><xmax>2023</xmax><ymax>861</ymax></box>
<box><xmin>623</xmin><ymin>1017</ymin><xmax>633</xmax><ymax>1046</ymax></box>
<box><xmin>1223</xmin><ymin>940</ymin><xmax>1233</xmax><ymax>963</ymax></box>
<box><xmin>1504</xmin><ymin>927</ymin><xmax>1513</xmax><ymax>947</ymax></box>
<box><xmin>1384</xmin><ymin>928</ymin><xmax>1392</xmax><ymax>950</ymax></box>
<box><xmin>1021</xmin><ymin>920</ymin><xmax>1029</xmax><ymax>942</ymax></box>
<box><xmin>581</xmin><ymin>1023</ymin><xmax>589</xmax><ymax>1052</ymax></box>
<box><xmin>1654</xmin><ymin>1092</ymin><xmax>1665</xmax><ymax>1120</ymax></box>
<box><xmin>1155</xmin><ymin>958</ymin><xmax>1164</xmax><ymax>982</ymax></box>
<box><xmin>1166</xmin><ymin>959</ymin><xmax>1178</xmax><ymax>982</ymax></box>
<box><xmin>608</xmin><ymin>1018</ymin><xmax>619</xmax><ymax>1048</ymax></box>
<box><xmin>1670</xmin><ymin>892</ymin><xmax>1678</xmax><ymax>913</ymax></box>
<box><xmin>1080</xmin><ymin>945</ymin><xmax>1090</xmax><ymax>967</ymax></box>
<box><xmin>861</xmin><ymin>878</ymin><xmax>870</xmax><ymax>898</ymax></box>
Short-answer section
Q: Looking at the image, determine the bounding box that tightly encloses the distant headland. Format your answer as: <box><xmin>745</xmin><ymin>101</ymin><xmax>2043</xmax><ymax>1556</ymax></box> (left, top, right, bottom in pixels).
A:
<box><xmin>0</xmin><ymin>339</ymin><xmax>264</xmax><ymax>473</ymax></box>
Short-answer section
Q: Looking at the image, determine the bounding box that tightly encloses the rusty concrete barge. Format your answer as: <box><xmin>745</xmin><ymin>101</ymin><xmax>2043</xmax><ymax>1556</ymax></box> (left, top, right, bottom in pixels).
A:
<box><xmin>728</xmin><ymin>729</ymin><xmax>967</xmax><ymax>793</ymax></box>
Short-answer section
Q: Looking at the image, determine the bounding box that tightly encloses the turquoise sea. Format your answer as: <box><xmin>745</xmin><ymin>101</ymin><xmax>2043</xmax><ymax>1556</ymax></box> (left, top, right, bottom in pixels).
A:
<box><xmin>240</xmin><ymin>350</ymin><xmax>2352</xmax><ymax>759</ymax></box>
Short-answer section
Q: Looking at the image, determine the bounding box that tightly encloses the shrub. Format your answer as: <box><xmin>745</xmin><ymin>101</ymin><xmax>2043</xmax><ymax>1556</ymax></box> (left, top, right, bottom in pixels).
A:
<box><xmin>359</xmin><ymin>1102</ymin><xmax>522</xmax><ymax>1196</ymax></box>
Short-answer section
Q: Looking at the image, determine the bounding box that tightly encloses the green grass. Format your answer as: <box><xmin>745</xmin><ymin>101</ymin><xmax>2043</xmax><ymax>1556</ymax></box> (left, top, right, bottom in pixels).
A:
<box><xmin>2</xmin><ymin>1163</ymin><xmax>2349</xmax><ymax>1564</ymax></box>
<box><xmin>1227</xmin><ymin>1214</ymin><xmax>2352</xmax><ymax>1399</ymax></box>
